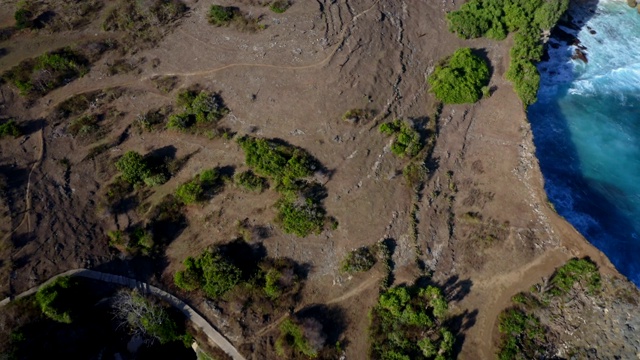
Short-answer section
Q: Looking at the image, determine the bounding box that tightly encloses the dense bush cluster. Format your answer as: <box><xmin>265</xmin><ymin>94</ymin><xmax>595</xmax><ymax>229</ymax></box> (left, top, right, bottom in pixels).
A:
<box><xmin>238</xmin><ymin>136</ymin><xmax>329</xmax><ymax>237</ymax></box>
<box><xmin>167</xmin><ymin>90</ymin><xmax>229</xmax><ymax>132</ymax></box>
<box><xmin>369</xmin><ymin>284</ymin><xmax>452</xmax><ymax>359</ymax></box>
<box><xmin>497</xmin><ymin>258</ymin><xmax>601</xmax><ymax>358</ymax></box>
<box><xmin>175</xmin><ymin>244</ymin><xmax>302</xmax><ymax>304</ymax></box>
<box><xmin>549</xmin><ymin>257</ymin><xmax>601</xmax><ymax>296</ymax></box>
<box><xmin>174</xmin><ymin>168</ymin><xmax>222</xmax><ymax>204</ymax></box>
<box><xmin>2</xmin><ymin>48</ymin><xmax>89</xmax><ymax>96</ymax></box>
<box><xmin>174</xmin><ymin>249</ymin><xmax>242</xmax><ymax>298</ymax></box>
<box><xmin>114</xmin><ymin>150</ymin><xmax>171</xmax><ymax>187</ymax></box>
<box><xmin>208</xmin><ymin>5</ymin><xmax>237</xmax><ymax>25</ymax></box>
<box><xmin>103</xmin><ymin>0</ymin><xmax>187</xmax><ymax>49</ymax></box>
<box><xmin>379</xmin><ymin>119</ymin><xmax>423</xmax><ymax>157</ymax></box>
<box><xmin>35</xmin><ymin>277</ymin><xmax>74</xmax><ymax>324</ymax></box>
<box><xmin>276</xmin><ymin>318</ymin><xmax>325</xmax><ymax>358</ymax></box>
<box><xmin>113</xmin><ymin>290</ymin><xmax>189</xmax><ymax>345</ymax></box>
<box><xmin>447</xmin><ymin>0</ymin><xmax>569</xmax><ymax>106</ymax></box>
<box><xmin>234</xmin><ymin>170</ymin><xmax>268</xmax><ymax>192</ymax></box>
<box><xmin>498</xmin><ymin>308</ymin><xmax>548</xmax><ymax>360</ymax></box>
<box><xmin>428</xmin><ymin>48</ymin><xmax>490</xmax><ymax>104</ymax></box>
<box><xmin>208</xmin><ymin>4</ymin><xmax>263</xmax><ymax>31</ymax></box>
<box><xmin>13</xmin><ymin>0</ymin><xmax>104</xmax><ymax>32</ymax></box>
<box><xmin>115</xmin><ymin>151</ymin><xmax>152</xmax><ymax>184</ymax></box>
<box><xmin>275</xmin><ymin>195</ymin><xmax>325</xmax><ymax>237</ymax></box>
<box><xmin>237</xmin><ymin>136</ymin><xmax>315</xmax><ymax>187</ymax></box>
<box><xmin>0</xmin><ymin>120</ymin><xmax>21</xmax><ymax>138</ymax></box>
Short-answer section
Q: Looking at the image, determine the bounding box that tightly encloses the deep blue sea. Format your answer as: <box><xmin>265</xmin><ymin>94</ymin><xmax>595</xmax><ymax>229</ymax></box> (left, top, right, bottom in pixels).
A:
<box><xmin>529</xmin><ymin>0</ymin><xmax>640</xmax><ymax>285</ymax></box>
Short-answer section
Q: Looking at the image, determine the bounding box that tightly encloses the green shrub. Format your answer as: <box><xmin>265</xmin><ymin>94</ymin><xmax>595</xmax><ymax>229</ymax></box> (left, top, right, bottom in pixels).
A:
<box><xmin>113</xmin><ymin>290</ymin><xmax>184</xmax><ymax>345</ymax></box>
<box><xmin>0</xmin><ymin>120</ymin><xmax>21</xmax><ymax>138</ymax></box>
<box><xmin>341</xmin><ymin>246</ymin><xmax>376</xmax><ymax>274</ymax></box>
<box><xmin>167</xmin><ymin>90</ymin><xmax>228</xmax><ymax>132</ymax></box>
<box><xmin>276</xmin><ymin>196</ymin><xmax>325</xmax><ymax>237</ymax></box>
<box><xmin>175</xmin><ymin>181</ymin><xmax>203</xmax><ymax>205</ymax></box>
<box><xmin>369</xmin><ymin>284</ymin><xmax>452</xmax><ymax>359</ymax></box>
<box><xmin>14</xmin><ymin>8</ymin><xmax>33</xmax><ymax>29</ymax></box>
<box><xmin>36</xmin><ymin>277</ymin><xmax>73</xmax><ymax>324</ymax></box>
<box><xmin>2</xmin><ymin>48</ymin><xmax>89</xmax><ymax>97</ymax></box>
<box><xmin>234</xmin><ymin>170</ymin><xmax>267</xmax><ymax>192</ymax></box>
<box><xmin>270</xmin><ymin>1</ymin><xmax>291</xmax><ymax>14</ymax></box>
<box><xmin>208</xmin><ymin>5</ymin><xmax>237</xmax><ymax>25</ymax></box>
<box><xmin>497</xmin><ymin>308</ymin><xmax>548</xmax><ymax>360</ymax></box>
<box><xmin>446</xmin><ymin>0</ymin><xmax>569</xmax><ymax>106</ymax></box>
<box><xmin>238</xmin><ymin>136</ymin><xmax>316</xmax><ymax>186</ymax></box>
<box><xmin>174</xmin><ymin>168</ymin><xmax>221</xmax><ymax>204</ymax></box>
<box><xmin>115</xmin><ymin>151</ymin><xmax>152</xmax><ymax>184</ymax></box>
<box><xmin>378</xmin><ymin>120</ymin><xmax>423</xmax><ymax>157</ymax></box>
<box><xmin>107</xmin><ymin>230</ymin><xmax>125</xmax><ymax>247</ymax></box>
<box><xmin>103</xmin><ymin>0</ymin><xmax>187</xmax><ymax>50</ymax></box>
<box><xmin>174</xmin><ymin>250</ymin><xmax>242</xmax><ymax>298</ymax></box>
<box><xmin>276</xmin><ymin>319</ymin><xmax>319</xmax><ymax>358</ymax></box>
<box><xmin>549</xmin><ymin>258</ymin><xmax>601</xmax><ymax>296</ymax></box>
<box><xmin>428</xmin><ymin>48</ymin><xmax>489</xmax><ymax>104</ymax></box>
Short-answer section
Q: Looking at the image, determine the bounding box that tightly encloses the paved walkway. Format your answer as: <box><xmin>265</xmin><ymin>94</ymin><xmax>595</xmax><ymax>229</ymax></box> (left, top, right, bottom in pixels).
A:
<box><xmin>0</xmin><ymin>269</ymin><xmax>246</xmax><ymax>360</ymax></box>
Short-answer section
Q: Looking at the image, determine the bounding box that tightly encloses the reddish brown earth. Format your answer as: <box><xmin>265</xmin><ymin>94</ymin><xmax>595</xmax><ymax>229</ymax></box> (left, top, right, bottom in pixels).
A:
<box><xmin>0</xmin><ymin>0</ymin><xmax>635</xmax><ymax>359</ymax></box>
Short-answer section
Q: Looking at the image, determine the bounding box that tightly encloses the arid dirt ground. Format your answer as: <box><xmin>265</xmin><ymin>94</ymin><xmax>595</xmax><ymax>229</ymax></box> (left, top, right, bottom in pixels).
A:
<box><xmin>0</xmin><ymin>0</ymin><xmax>634</xmax><ymax>359</ymax></box>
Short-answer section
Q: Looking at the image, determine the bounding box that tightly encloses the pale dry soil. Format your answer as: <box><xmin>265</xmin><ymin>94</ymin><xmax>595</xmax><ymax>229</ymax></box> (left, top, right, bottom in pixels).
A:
<box><xmin>0</xmin><ymin>0</ymin><xmax>634</xmax><ymax>359</ymax></box>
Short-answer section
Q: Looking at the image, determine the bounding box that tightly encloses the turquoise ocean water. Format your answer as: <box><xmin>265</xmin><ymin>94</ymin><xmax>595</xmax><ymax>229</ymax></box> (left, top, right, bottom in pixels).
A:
<box><xmin>529</xmin><ymin>0</ymin><xmax>640</xmax><ymax>285</ymax></box>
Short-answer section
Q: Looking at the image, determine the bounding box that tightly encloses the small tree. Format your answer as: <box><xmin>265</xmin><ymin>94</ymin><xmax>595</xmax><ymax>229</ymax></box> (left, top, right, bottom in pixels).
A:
<box><xmin>112</xmin><ymin>290</ymin><xmax>183</xmax><ymax>345</ymax></box>
<box><xmin>36</xmin><ymin>277</ymin><xmax>73</xmax><ymax>323</ymax></box>
<box><xmin>115</xmin><ymin>151</ymin><xmax>151</xmax><ymax>184</ymax></box>
<box><xmin>428</xmin><ymin>47</ymin><xmax>490</xmax><ymax>104</ymax></box>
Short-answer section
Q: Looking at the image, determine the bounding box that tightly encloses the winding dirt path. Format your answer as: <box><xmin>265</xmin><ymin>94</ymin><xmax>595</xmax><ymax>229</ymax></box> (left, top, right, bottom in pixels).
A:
<box><xmin>0</xmin><ymin>269</ymin><xmax>246</xmax><ymax>360</ymax></box>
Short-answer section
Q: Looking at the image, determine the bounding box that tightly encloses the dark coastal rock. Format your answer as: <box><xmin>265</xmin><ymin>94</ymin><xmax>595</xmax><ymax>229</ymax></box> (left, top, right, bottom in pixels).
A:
<box><xmin>572</xmin><ymin>48</ymin><xmax>588</xmax><ymax>63</ymax></box>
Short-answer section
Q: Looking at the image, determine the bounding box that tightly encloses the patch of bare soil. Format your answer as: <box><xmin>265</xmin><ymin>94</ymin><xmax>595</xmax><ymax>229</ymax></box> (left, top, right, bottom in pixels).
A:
<box><xmin>0</xmin><ymin>0</ymin><xmax>635</xmax><ymax>359</ymax></box>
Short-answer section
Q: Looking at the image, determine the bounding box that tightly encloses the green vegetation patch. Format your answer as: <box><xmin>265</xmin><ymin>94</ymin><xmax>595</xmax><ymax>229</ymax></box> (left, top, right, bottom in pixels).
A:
<box><xmin>497</xmin><ymin>308</ymin><xmax>549</xmax><ymax>360</ymax></box>
<box><xmin>0</xmin><ymin>120</ymin><xmax>21</xmax><ymax>138</ymax></box>
<box><xmin>496</xmin><ymin>258</ymin><xmax>602</xmax><ymax>358</ymax></box>
<box><xmin>275</xmin><ymin>195</ymin><xmax>325</xmax><ymax>237</ymax></box>
<box><xmin>2</xmin><ymin>48</ymin><xmax>89</xmax><ymax>97</ymax></box>
<box><xmin>447</xmin><ymin>0</ymin><xmax>569</xmax><ymax>106</ymax></box>
<box><xmin>174</xmin><ymin>249</ymin><xmax>242</xmax><ymax>298</ymax></box>
<box><xmin>113</xmin><ymin>290</ymin><xmax>190</xmax><ymax>345</ymax></box>
<box><xmin>276</xmin><ymin>318</ymin><xmax>320</xmax><ymax>358</ymax></box>
<box><xmin>13</xmin><ymin>0</ymin><xmax>104</xmax><ymax>32</ymax></box>
<box><xmin>208</xmin><ymin>5</ymin><xmax>263</xmax><ymax>31</ymax></box>
<box><xmin>269</xmin><ymin>1</ymin><xmax>292</xmax><ymax>14</ymax></box>
<box><xmin>167</xmin><ymin>90</ymin><xmax>229</xmax><ymax>133</ymax></box>
<box><xmin>549</xmin><ymin>257</ymin><xmax>601</xmax><ymax>296</ymax></box>
<box><xmin>234</xmin><ymin>170</ymin><xmax>268</xmax><ymax>192</ymax></box>
<box><xmin>379</xmin><ymin>119</ymin><xmax>423</xmax><ymax>157</ymax></box>
<box><xmin>36</xmin><ymin>277</ymin><xmax>74</xmax><ymax>324</ymax></box>
<box><xmin>103</xmin><ymin>0</ymin><xmax>187</xmax><ymax>50</ymax></box>
<box><xmin>238</xmin><ymin>136</ymin><xmax>331</xmax><ymax>237</ymax></box>
<box><xmin>369</xmin><ymin>284</ymin><xmax>452</xmax><ymax>359</ymax></box>
<box><xmin>115</xmin><ymin>151</ymin><xmax>152</xmax><ymax>184</ymax></box>
<box><xmin>174</xmin><ymin>168</ymin><xmax>223</xmax><ymax>204</ymax></box>
<box><xmin>341</xmin><ymin>246</ymin><xmax>377</xmax><ymax>274</ymax></box>
<box><xmin>238</xmin><ymin>136</ymin><xmax>316</xmax><ymax>187</ymax></box>
<box><xmin>428</xmin><ymin>47</ymin><xmax>489</xmax><ymax>104</ymax></box>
